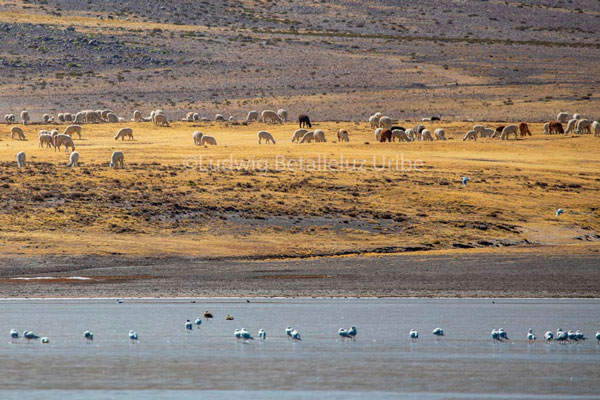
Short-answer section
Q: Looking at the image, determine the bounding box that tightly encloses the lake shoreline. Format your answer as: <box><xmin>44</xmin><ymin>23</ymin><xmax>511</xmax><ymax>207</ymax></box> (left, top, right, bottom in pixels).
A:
<box><xmin>0</xmin><ymin>250</ymin><xmax>598</xmax><ymax>298</ymax></box>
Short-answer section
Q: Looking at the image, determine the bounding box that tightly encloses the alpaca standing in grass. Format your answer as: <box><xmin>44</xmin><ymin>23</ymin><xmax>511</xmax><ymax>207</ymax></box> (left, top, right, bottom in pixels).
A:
<box><xmin>114</xmin><ymin>128</ymin><xmax>134</xmax><ymax>141</ymax></box>
<box><xmin>291</xmin><ymin>129</ymin><xmax>308</xmax><ymax>143</ymax></box>
<box><xmin>261</xmin><ymin>110</ymin><xmax>282</xmax><ymax>124</ymax></box>
<box><xmin>10</xmin><ymin>126</ymin><xmax>26</xmax><ymax>140</ymax></box>
<box><xmin>463</xmin><ymin>130</ymin><xmax>477</xmax><ymax>141</ymax></box>
<box><xmin>63</xmin><ymin>125</ymin><xmax>82</xmax><ymax>139</ymax></box>
<box><xmin>258</xmin><ymin>130</ymin><xmax>276</xmax><ymax>144</ymax></box>
<box><xmin>193</xmin><ymin>131</ymin><xmax>204</xmax><ymax>145</ymax></box>
<box><xmin>67</xmin><ymin>151</ymin><xmax>79</xmax><ymax>167</ymax></box>
<box><xmin>200</xmin><ymin>135</ymin><xmax>217</xmax><ymax>145</ymax></box>
<box><xmin>20</xmin><ymin>110</ymin><xmax>30</xmax><ymax>125</ymax></box>
<box><xmin>110</xmin><ymin>151</ymin><xmax>124</xmax><ymax>168</ymax></box>
<box><xmin>337</xmin><ymin>129</ymin><xmax>349</xmax><ymax>142</ymax></box>
<box><xmin>54</xmin><ymin>134</ymin><xmax>75</xmax><ymax>152</ymax></box>
<box><xmin>16</xmin><ymin>151</ymin><xmax>26</xmax><ymax>168</ymax></box>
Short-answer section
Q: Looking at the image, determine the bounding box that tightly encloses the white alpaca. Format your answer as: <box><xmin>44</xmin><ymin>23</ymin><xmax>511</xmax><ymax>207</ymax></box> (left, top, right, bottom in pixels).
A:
<box><xmin>67</xmin><ymin>151</ymin><xmax>79</xmax><ymax>167</ymax></box>
<box><xmin>10</xmin><ymin>126</ymin><xmax>26</xmax><ymax>140</ymax></box>
<box><xmin>378</xmin><ymin>116</ymin><xmax>392</xmax><ymax>130</ymax></box>
<box><xmin>500</xmin><ymin>124</ymin><xmax>518</xmax><ymax>140</ymax></box>
<box><xmin>313</xmin><ymin>129</ymin><xmax>326</xmax><ymax>143</ymax></box>
<box><xmin>433</xmin><ymin>128</ymin><xmax>446</xmax><ymax>140</ymax></box>
<box><xmin>392</xmin><ymin>129</ymin><xmax>409</xmax><ymax>142</ymax></box>
<box><xmin>215</xmin><ymin>114</ymin><xmax>225</xmax><ymax>121</ymax></box>
<box><xmin>421</xmin><ymin>129</ymin><xmax>433</xmax><ymax>141</ymax></box>
<box><xmin>54</xmin><ymin>134</ymin><xmax>76</xmax><ymax>152</ymax></box>
<box><xmin>154</xmin><ymin>114</ymin><xmax>169</xmax><ymax>126</ymax></box>
<box><xmin>463</xmin><ymin>130</ymin><xmax>477</xmax><ymax>141</ymax></box>
<box><xmin>246</xmin><ymin>110</ymin><xmax>259</xmax><ymax>122</ymax></box>
<box><xmin>299</xmin><ymin>131</ymin><xmax>314</xmax><ymax>143</ymax></box>
<box><xmin>369</xmin><ymin>115</ymin><xmax>378</xmax><ymax>129</ymax></box>
<box><xmin>374</xmin><ymin>128</ymin><xmax>383</xmax><ymax>141</ymax></box>
<box><xmin>132</xmin><ymin>110</ymin><xmax>142</xmax><ymax>122</ymax></box>
<box><xmin>276</xmin><ymin>109</ymin><xmax>288</xmax><ymax>123</ymax></box>
<box><xmin>404</xmin><ymin>128</ymin><xmax>415</xmax><ymax>141</ymax></box>
<box><xmin>20</xmin><ymin>110</ymin><xmax>30</xmax><ymax>125</ymax></box>
<box><xmin>63</xmin><ymin>125</ymin><xmax>82</xmax><ymax>139</ymax></box>
<box><xmin>592</xmin><ymin>121</ymin><xmax>600</xmax><ymax>137</ymax></box>
<box><xmin>557</xmin><ymin>112</ymin><xmax>569</xmax><ymax>123</ymax></box>
<box><xmin>472</xmin><ymin>125</ymin><xmax>485</xmax><ymax>135</ymax></box>
<box><xmin>110</xmin><ymin>151</ymin><xmax>124</xmax><ymax>168</ymax></box>
<box><xmin>291</xmin><ymin>129</ymin><xmax>308</xmax><ymax>143</ymax></box>
<box><xmin>258</xmin><ymin>130</ymin><xmax>276</xmax><ymax>144</ymax></box>
<box><xmin>575</xmin><ymin>119</ymin><xmax>591</xmax><ymax>134</ymax></box>
<box><xmin>543</xmin><ymin>122</ymin><xmax>549</xmax><ymax>135</ymax></box>
<box><xmin>565</xmin><ymin>119</ymin><xmax>577</xmax><ymax>134</ymax></box>
<box><xmin>16</xmin><ymin>151</ymin><xmax>26</xmax><ymax>168</ymax></box>
<box><xmin>200</xmin><ymin>135</ymin><xmax>217</xmax><ymax>145</ymax></box>
<box><xmin>115</xmin><ymin>128</ymin><xmax>134</xmax><ymax>141</ymax></box>
<box><xmin>261</xmin><ymin>110</ymin><xmax>282</xmax><ymax>124</ymax></box>
<box><xmin>373</xmin><ymin>112</ymin><xmax>382</xmax><ymax>119</ymax></box>
<box><xmin>38</xmin><ymin>134</ymin><xmax>54</xmax><ymax>148</ymax></box>
<box><xmin>481</xmin><ymin>128</ymin><xmax>495</xmax><ymax>138</ymax></box>
<box><xmin>193</xmin><ymin>131</ymin><xmax>204</xmax><ymax>145</ymax></box>
<box><xmin>337</xmin><ymin>129</ymin><xmax>349</xmax><ymax>142</ymax></box>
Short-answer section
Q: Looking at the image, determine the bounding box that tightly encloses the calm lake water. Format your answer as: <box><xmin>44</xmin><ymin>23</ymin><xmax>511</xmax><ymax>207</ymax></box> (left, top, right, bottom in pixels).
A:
<box><xmin>0</xmin><ymin>298</ymin><xmax>599</xmax><ymax>399</ymax></box>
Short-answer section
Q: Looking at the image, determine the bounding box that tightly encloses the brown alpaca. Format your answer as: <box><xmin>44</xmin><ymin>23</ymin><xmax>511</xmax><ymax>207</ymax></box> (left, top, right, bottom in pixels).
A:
<box><xmin>379</xmin><ymin>129</ymin><xmax>393</xmax><ymax>142</ymax></box>
<box><xmin>548</xmin><ymin>121</ymin><xmax>564</xmax><ymax>134</ymax></box>
<box><xmin>519</xmin><ymin>122</ymin><xmax>532</xmax><ymax>136</ymax></box>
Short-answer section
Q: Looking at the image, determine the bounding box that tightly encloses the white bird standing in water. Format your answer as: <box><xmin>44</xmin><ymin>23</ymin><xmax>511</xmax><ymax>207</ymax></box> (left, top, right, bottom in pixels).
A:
<box><xmin>23</xmin><ymin>331</ymin><xmax>39</xmax><ymax>341</ymax></box>
<box><xmin>527</xmin><ymin>329</ymin><xmax>536</xmax><ymax>343</ymax></box>
<box><xmin>83</xmin><ymin>331</ymin><xmax>94</xmax><ymax>342</ymax></box>
<box><xmin>234</xmin><ymin>329</ymin><xmax>241</xmax><ymax>339</ymax></box>
<box><xmin>544</xmin><ymin>331</ymin><xmax>553</xmax><ymax>342</ymax></box>
<box><xmin>432</xmin><ymin>328</ymin><xmax>444</xmax><ymax>338</ymax></box>
<box><xmin>491</xmin><ymin>329</ymin><xmax>501</xmax><ymax>342</ymax></box>
<box><xmin>129</xmin><ymin>330</ymin><xmax>138</xmax><ymax>342</ymax></box>
<box><xmin>285</xmin><ymin>327</ymin><xmax>293</xmax><ymax>339</ymax></box>
<box><xmin>258</xmin><ymin>329</ymin><xmax>266</xmax><ymax>340</ymax></box>
<box><xmin>10</xmin><ymin>329</ymin><xmax>18</xmax><ymax>341</ymax></box>
<box><xmin>409</xmin><ymin>329</ymin><xmax>419</xmax><ymax>341</ymax></box>
<box><xmin>185</xmin><ymin>320</ymin><xmax>193</xmax><ymax>331</ymax></box>
<box><xmin>347</xmin><ymin>326</ymin><xmax>357</xmax><ymax>340</ymax></box>
<box><xmin>338</xmin><ymin>328</ymin><xmax>349</xmax><ymax>340</ymax></box>
<box><xmin>194</xmin><ymin>317</ymin><xmax>202</xmax><ymax>328</ymax></box>
<box><xmin>595</xmin><ymin>331</ymin><xmax>600</xmax><ymax>342</ymax></box>
<box><xmin>240</xmin><ymin>328</ymin><xmax>253</xmax><ymax>340</ymax></box>
<box><xmin>291</xmin><ymin>330</ymin><xmax>301</xmax><ymax>341</ymax></box>
<box><xmin>575</xmin><ymin>330</ymin><xmax>585</xmax><ymax>341</ymax></box>
<box><xmin>498</xmin><ymin>328</ymin><xmax>509</xmax><ymax>341</ymax></box>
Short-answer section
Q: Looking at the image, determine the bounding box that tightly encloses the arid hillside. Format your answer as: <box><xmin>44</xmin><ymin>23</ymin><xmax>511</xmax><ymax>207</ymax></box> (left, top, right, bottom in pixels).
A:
<box><xmin>0</xmin><ymin>0</ymin><xmax>599</xmax><ymax>121</ymax></box>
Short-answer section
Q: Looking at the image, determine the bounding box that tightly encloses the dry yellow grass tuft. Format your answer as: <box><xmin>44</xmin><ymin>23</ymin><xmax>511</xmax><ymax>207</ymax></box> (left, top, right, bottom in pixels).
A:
<box><xmin>0</xmin><ymin>120</ymin><xmax>598</xmax><ymax>258</ymax></box>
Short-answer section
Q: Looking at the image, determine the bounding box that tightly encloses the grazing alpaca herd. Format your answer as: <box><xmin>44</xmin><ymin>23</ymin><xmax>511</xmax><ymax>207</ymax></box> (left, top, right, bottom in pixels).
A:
<box><xmin>3</xmin><ymin>107</ymin><xmax>598</xmax><ymax>169</ymax></box>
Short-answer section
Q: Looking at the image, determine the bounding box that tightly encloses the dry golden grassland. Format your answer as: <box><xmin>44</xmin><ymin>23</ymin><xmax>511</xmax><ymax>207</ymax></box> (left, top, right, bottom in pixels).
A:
<box><xmin>0</xmin><ymin>120</ymin><xmax>598</xmax><ymax>259</ymax></box>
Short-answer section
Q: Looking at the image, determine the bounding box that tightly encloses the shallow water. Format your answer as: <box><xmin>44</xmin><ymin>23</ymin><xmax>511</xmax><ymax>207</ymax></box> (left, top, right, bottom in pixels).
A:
<box><xmin>1</xmin><ymin>298</ymin><xmax>599</xmax><ymax>399</ymax></box>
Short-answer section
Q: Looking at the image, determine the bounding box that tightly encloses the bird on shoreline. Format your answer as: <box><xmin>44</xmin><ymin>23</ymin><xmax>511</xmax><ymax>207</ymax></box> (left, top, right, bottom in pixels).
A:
<box><xmin>258</xmin><ymin>329</ymin><xmax>266</xmax><ymax>340</ymax></box>
<box><xmin>491</xmin><ymin>329</ymin><xmax>501</xmax><ymax>342</ymax></box>
<box><xmin>338</xmin><ymin>328</ymin><xmax>350</xmax><ymax>340</ymax></box>
<box><xmin>10</xmin><ymin>329</ymin><xmax>18</xmax><ymax>341</ymax></box>
<box><xmin>432</xmin><ymin>328</ymin><xmax>444</xmax><ymax>338</ymax></box>
<box><xmin>203</xmin><ymin>311</ymin><xmax>213</xmax><ymax>319</ymax></box>
<box><xmin>285</xmin><ymin>327</ymin><xmax>293</xmax><ymax>339</ymax></box>
<box><xmin>544</xmin><ymin>331</ymin><xmax>553</xmax><ymax>342</ymax></box>
<box><xmin>225</xmin><ymin>315</ymin><xmax>234</xmax><ymax>321</ymax></box>
<box><xmin>185</xmin><ymin>320</ymin><xmax>193</xmax><ymax>331</ymax></box>
<box><xmin>129</xmin><ymin>330</ymin><xmax>138</xmax><ymax>342</ymax></box>
<box><xmin>194</xmin><ymin>317</ymin><xmax>202</xmax><ymax>328</ymax></box>
<box><xmin>240</xmin><ymin>328</ymin><xmax>253</xmax><ymax>340</ymax></box>
<box><xmin>596</xmin><ymin>331</ymin><xmax>600</xmax><ymax>342</ymax></box>
<box><xmin>499</xmin><ymin>328</ymin><xmax>509</xmax><ymax>341</ymax></box>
